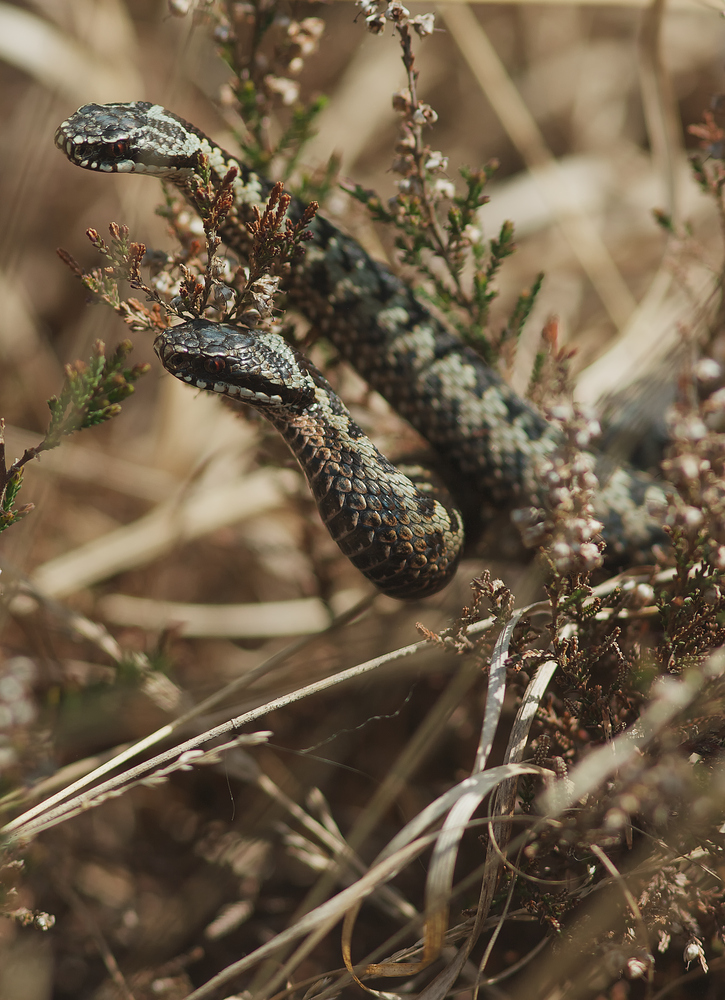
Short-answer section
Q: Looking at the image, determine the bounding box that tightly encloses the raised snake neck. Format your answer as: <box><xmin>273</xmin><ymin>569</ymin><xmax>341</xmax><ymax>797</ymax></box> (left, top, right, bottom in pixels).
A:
<box><xmin>154</xmin><ymin>320</ymin><xmax>464</xmax><ymax>598</ymax></box>
<box><xmin>55</xmin><ymin>101</ymin><xmax>669</xmax><ymax>596</ymax></box>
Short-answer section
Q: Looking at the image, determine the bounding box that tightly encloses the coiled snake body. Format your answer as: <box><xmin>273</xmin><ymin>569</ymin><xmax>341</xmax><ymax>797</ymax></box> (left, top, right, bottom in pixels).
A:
<box><xmin>56</xmin><ymin>102</ymin><xmax>667</xmax><ymax>598</ymax></box>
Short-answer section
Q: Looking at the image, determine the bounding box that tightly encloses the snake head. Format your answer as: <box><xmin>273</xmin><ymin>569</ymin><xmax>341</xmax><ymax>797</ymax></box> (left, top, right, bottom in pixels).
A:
<box><xmin>55</xmin><ymin>102</ymin><xmax>204</xmax><ymax>175</ymax></box>
<box><xmin>154</xmin><ymin>320</ymin><xmax>318</xmax><ymax>411</ymax></box>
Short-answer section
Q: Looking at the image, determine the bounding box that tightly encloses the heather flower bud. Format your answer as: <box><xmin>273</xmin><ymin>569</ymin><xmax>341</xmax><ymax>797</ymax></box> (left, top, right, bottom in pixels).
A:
<box><xmin>264</xmin><ymin>75</ymin><xmax>299</xmax><ymax>105</ymax></box>
<box><xmin>365</xmin><ymin>12</ymin><xmax>386</xmax><ymax>33</ymax></box>
<box><xmin>463</xmin><ymin>224</ymin><xmax>483</xmax><ymax>245</ymax></box>
<box><xmin>550</xmin><ymin>402</ymin><xmax>574</xmax><ymax>422</ymax></box>
<box><xmin>392</xmin><ymin>90</ymin><xmax>413</xmax><ymax>114</ymax></box>
<box><xmin>551</xmin><ymin>541</ymin><xmax>572</xmax><ymax>564</ymax></box>
<box><xmin>668</xmin><ymin>410</ymin><xmax>707</xmax><ymax>441</ymax></box>
<box><xmin>578</xmin><ymin>542</ymin><xmax>603</xmax><ymax>570</ymax></box>
<box><xmin>385</xmin><ymin>1</ymin><xmax>410</xmax><ymax>23</ymax></box>
<box><xmin>424</xmin><ymin>150</ymin><xmax>448</xmax><ymax>171</ymax></box>
<box><xmin>695</xmin><ymin>357</ymin><xmax>722</xmax><ymax>386</ymax></box>
<box><xmin>432</xmin><ymin>179</ymin><xmax>455</xmax><ymax>199</ymax></box>
<box><xmin>628</xmin><ymin>582</ymin><xmax>655</xmax><ymax>606</ymax></box>
<box><xmin>391</xmin><ymin>154</ymin><xmax>414</xmax><ymax>175</ymax></box>
<box><xmin>411</xmin><ymin>12</ymin><xmax>435</xmax><ymax>36</ymax></box>
<box><xmin>574</xmin><ymin>418</ymin><xmax>600</xmax><ymax>448</ymax></box>
<box><xmin>679</xmin><ymin>506</ymin><xmax>704</xmax><ymax>530</ymax></box>
<box><xmin>395</xmin><ymin>133</ymin><xmax>416</xmax><ymax>152</ymax></box>
<box><xmin>683</xmin><ymin>938</ymin><xmax>707</xmax><ymax>972</ymax></box>
<box><xmin>570</xmin><ymin>453</ymin><xmax>595</xmax><ymax>476</ymax></box>
<box><xmin>625</xmin><ymin>956</ymin><xmax>651</xmax><ymax>979</ymax></box>
<box><xmin>212</xmin><ymin>284</ymin><xmax>235</xmax><ymax>311</ymax></box>
<box><xmin>511</xmin><ymin>507</ymin><xmax>547</xmax><ymax>546</ymax></box>
<box><xmin>412</xmin><ymin>104</ymin><xmax>438</xmax><ymax>125</ymax></box>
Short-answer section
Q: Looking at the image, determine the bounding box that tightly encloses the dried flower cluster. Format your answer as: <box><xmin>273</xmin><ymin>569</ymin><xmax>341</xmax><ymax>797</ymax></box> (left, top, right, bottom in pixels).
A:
<box><xmin>655</xmin><ymin>361</ymin><xmax>725</xmax><ymax>667</ymax></box>
<box><xmin>59</xmin><ymin>174</ymin><xmax>317</xmax><ymax>346</ymax></box>
<box><xmin>210</xmin><ymin>1</ymin><xmax>329</xmax><ymax>183</ymax></box>
<box><xmin>358</xmin><ymin>0</ymin><xmax>435</xmax><ymax>38</ymax></box>
<box><xmin>359</xmin><ymin>0</ymin><xmax>444</xmax><ymax>223</ymax></box>
<box><xmin>351</xmin><ymin>1</ymin><xmax>542</xmax><ymax>365</ymax></box>
<box><xmin>515</xmin><ymin>404</ymin><xmax>604</xmax><ymax>577</ymax></box>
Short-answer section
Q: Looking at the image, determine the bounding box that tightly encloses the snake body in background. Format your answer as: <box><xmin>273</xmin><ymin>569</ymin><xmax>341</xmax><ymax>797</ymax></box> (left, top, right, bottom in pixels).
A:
<box><xmin>55</xmin><ymin>102</ymin><xmax>668</xmax><ymax>598</ymax></box>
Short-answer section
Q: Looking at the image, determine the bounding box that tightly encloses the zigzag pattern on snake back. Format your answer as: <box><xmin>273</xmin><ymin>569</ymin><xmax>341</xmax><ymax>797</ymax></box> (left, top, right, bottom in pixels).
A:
<box><xmin>55</xmin><ymin>102</ymin><xmax>669</xmax><ymax>598</ymax></box>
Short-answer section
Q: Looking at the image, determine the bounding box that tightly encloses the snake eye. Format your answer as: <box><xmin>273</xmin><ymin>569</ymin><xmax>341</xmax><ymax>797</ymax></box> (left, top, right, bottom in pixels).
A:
<box><xmin>204</xmin><ymin>357</ymin><xmax>226</xmax><ymax>374</ymax></box>
<box><xmin>109</xmin><ymin>140</ymin><xmax>129</xmax><ymax>158</ymax></box>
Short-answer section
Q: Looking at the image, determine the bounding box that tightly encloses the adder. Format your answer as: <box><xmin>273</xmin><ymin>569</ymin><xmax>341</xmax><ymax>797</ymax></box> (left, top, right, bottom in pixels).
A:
<box><xmin>55</xmin><ymin>101</ymin><xmax>667</xmax><ymax>598</ymax></box>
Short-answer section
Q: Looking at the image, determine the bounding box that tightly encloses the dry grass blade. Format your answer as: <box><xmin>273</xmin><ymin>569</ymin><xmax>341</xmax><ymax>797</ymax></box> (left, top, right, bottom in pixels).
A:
<box><xmin>340</xmin><ymin>764</ymin><xmax>545</xmax><ymax>990</ymax></box>
<box><xmin>440</xmin><ymin>2</ymin><xmax>637</xmax><ymax>330</ymax></box>
<box><xmin>304</xmin><ymin>35</ymin><xmax>443</xmax><ymax>175</ymax></box>
<box><xmin>590</xmin><ymin>843</ymin><xmax>651</xmax><ymax>963</ymax></box>
<box><xmin>0</xmin><ymin>2</ymin><xmax>139</xmax><ymax>100</ymax></box>
<box><xmin>247</xmin><ymin>653</ymin><xmax>488</xmax><ymax>1000</ymax></box>
<box><xmin>0</xmin><ymin>615</ymin><xmax>456</xmax><ymax>844</ymax></box>
<box><xmin>28</xmin><ymin>468</ymin><xmax>296</xmax><ymax>598</ymax></box>
<box><xmin>414</xmin><ymin>659</ymin><xmax>558</xmax><ymax>1000</ymax></box>
<box><xmin>185</xmin><ymin>830</ymin><xmax>475</xmax><ymax>1000</ymax></box>
<box><xmin>260</xmin><ymin>777</ymin><xmax>417</xmax><ymax>923</ymax></box>
<box><xmin>475</xmin><ymin>607</ymin><xmax>520</xmax><ymax>771</ymax></box>
<box><xmin>98</xmin><ymin>592</ymin><xmax>331</xmax><ymax>637</ymax></box>
<box><xmin>4</xmin><ymin>423</ymin><xmax>179</xmax><ymax>501</ymax></box>
<box><xmin>0</xmin><ymin>593</ymin><xmax>372</xmax><ymax>826</ymax></box>
<box><xmin>638</xmin><ymin>0</ymin><xmax>684</xmax><ymax>223</ymax></box>
<box><xmin>574</xmin><ymin>233</ymin><xmax>719</xmax><ymax>410</ymax></box>
<box><xmin>368</xmin><ymin>610</ymin><xmax>533</xmax><ymax>994</ymax></box>
<box><xmin>2</xmin><ymin>571</ymin><xmax>130</xmax><ymax>664</ymax></box>
<box><xmin>492</xmin><ymin>659</ymin><xmax>559</xmax><ymax>827</ymax></box>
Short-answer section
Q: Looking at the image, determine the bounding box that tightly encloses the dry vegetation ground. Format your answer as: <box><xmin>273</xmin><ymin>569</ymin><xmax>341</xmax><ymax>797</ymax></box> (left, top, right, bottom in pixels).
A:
<box><xmin>2</xmin><ymin>0</ymin><xmax>725</xmax><ymax>998</ymax></box>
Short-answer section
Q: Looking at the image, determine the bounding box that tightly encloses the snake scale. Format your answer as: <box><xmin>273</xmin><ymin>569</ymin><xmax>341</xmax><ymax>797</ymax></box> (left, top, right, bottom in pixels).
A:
<box><xmin>55</xmin><ymin>102</ymin><xmax>667</xmax><ymax>599</ymax></box>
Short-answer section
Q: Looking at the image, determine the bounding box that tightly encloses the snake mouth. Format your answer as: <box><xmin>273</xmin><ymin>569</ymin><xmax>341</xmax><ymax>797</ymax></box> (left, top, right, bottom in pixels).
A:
<box><xmin>54</xmin><ymin>129</ymin><xmax>189</xmax><ymax>176</ymax></box>
<box><xmin>54</xmin><ymin>133</ymin><xmax>128</xmax><ymax>172</ymax></box>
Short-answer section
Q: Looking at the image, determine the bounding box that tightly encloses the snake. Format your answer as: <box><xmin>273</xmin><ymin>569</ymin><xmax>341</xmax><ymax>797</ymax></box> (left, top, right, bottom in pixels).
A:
<box><xmin>54</xmin><ymin>101</ymin><xmax>668</xmax><ymax>599</ymax></box>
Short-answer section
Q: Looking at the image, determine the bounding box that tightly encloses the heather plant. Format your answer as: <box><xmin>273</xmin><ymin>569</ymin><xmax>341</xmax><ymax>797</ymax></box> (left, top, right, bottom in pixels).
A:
<box><xmin>0</xmin><ymin>342</ymin><xmax>148</xmax><ymax>534</ymax></box>
<box><xmin>351</xmin><ymin>0</ymin><xmax>543</xmax><ymax>365</ymax></box>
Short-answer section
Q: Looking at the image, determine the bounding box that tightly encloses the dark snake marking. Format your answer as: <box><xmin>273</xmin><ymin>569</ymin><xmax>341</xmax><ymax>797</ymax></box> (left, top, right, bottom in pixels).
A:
<box><xmin>55</xmin><ymin>102</ymin><xmax>669</xmax><ymax>597</ymax></box>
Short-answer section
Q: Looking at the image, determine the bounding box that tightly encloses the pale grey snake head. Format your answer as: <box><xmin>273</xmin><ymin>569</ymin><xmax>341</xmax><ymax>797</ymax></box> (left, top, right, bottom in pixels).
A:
<box><xmin>54</xmin><ymin>101</ymin><xmax>206</xmax><ymax>176</ymax></box>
